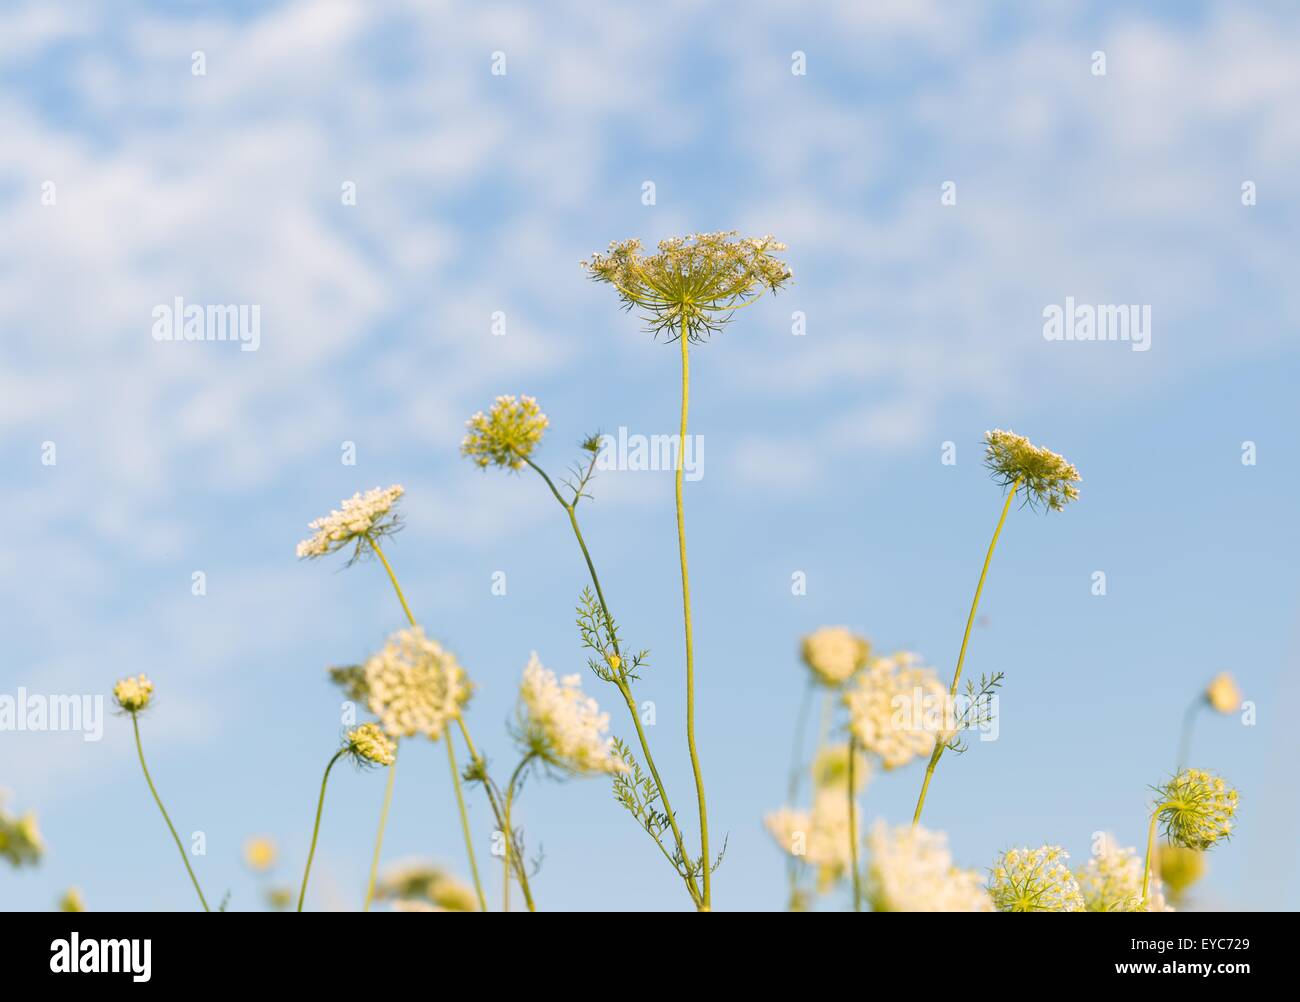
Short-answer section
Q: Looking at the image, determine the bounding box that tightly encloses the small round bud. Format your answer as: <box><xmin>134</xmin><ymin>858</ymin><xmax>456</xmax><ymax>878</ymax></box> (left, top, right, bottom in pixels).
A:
<box><xmin>348</xmin><ymin>722</ymin><xmax>397</xmax><ymax>767</ymax></box>
<box><xmin>113</xmin><ymin>674</ymin><xmax>154</xmax><ymax>713</ymax></box>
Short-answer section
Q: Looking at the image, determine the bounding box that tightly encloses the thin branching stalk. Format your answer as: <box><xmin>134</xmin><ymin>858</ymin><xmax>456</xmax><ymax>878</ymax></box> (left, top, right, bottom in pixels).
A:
<box><xmin>912</xmin><ymin>478</ymin><xmax>1020</xmax><ymax>826</ymax></box>
<box><xmin>848</xmin><ymin>733</ymin><xmax>861</xmax><ymax>912</ymax></box>
<box><xmin>362</xmin><ymin>749</ymin><xmax>397</xmax><ymax>912</ymax></box>
<box><xmin>130</xmin><ymin>712</ymin><xmax>210</xmax><ymax>912</ymax></box>
<box><xmin>297</xmin><ymin>748</ymin><xmax>345</xmax><ymax>911</ymax></box>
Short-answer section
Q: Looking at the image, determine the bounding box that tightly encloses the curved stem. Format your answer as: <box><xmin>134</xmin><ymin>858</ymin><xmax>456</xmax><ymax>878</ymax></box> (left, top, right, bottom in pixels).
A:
<box><xmin>912</xmin><ymin>480</ymin><xmax>1019</xmax><ymax>827</ymax></box>
<box><xmin>848</xmin><ymin>733</ymin><xmax>861</xmax><ymax>912</ymax></box>
<box><xmin>502</xmin><ymin>753</ymin><xmax>538</xmax><ymax>913</ymax></box>
<box><xmin>446</xmin><ymin>733</ymin><xmax>488</xmax><ymax>911</ymax></box>
<box><xmin>130</xmin><ymin>713</ymin><xmax>210</xmax><ymax>912</ymax></box>
<box><xmin>362</xmin><ymin>748</ymin><xmax>397</xmax><ymax>912</ymax></box>
<box><xmin>1142</xmin><ymin>803</ymin><xmax>1174</xmax><ymax>909</ymax></box>
<box><xmin>367</xmin><ymin>534</ymin><xmax>417</xmax><ymax>626</ymax></box>
<box><xmin>1175</xmin><ymin>697</ymin><xmax>1203</xmax><ymax>773</ymax></box>
<box><xmin>678</xmin><ymin>315</ymin><xmax>711</xmax><ymax>909</ymax></box>
<box><xmin>297</xmin><ymin>749</ymin><xmax>345</xmax><ymax>912</ymax></box>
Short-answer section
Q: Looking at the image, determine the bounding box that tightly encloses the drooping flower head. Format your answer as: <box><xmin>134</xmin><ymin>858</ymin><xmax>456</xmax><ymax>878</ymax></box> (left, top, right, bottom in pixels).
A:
<box><xmin>583</xmin><ymin>232</ymin><xmax>791</xmax><ymax>342</ymax></box>
<box><xmin>361</xmin><ymin>627</ymin><xmax>473</xmax><ymax>741</ymax></box>
<box><xmin>764</xmin><ymin>789</ymin><xmax>859</xmax><ymax>893</ymax></box>
<box><xmin>1077</xmin><ymin>833</ymin><xmax>1171</xmax><ymax>912</ymax></box>
<box><xmin>843</xmin><ymin>652</ymin><xmax>955</xmax><ymax>770</ymax></box>
<box><xmin>296</xmin><ymin>485</ymin><xmax>405</xmax><ymax>560</ymax></box>
<box><xmin>984</xmin><ymin>429</ymin><xmax>1080</xmax><ymax>511</ymax></box>
<box><xmin>1153</xmin><ymin>769</ymin><xmax>1239</xmax><ymax>850</ymax></box>
<box><xmin>376</xmin><ymin>859</ymin><xmax>479</xmax><ymax>912</ymax></box>
<box><xmin>347</xmin><ymin>722</ymin><xmax>398</xmax><ymax>767</ymax></box>
<box><xmin>989</xmin><ymin>846</ymin><xmax>1086</xmax><ymax>912</ymax></box>
<box><xmin>0</xmin><ymin>793</ymin><xmax>44</xmax><ymax>868</ymax></box>
<box><xmin>461</xmin><ymin>395</ymin><xmax>549</xmax><ymax>471</ymax></box>
<box><xmin>242</xmin><ymin>836</ymin><xmax>278</xmax><ymax>873</ymax></box>
<box><xmin>1205</xmin><ymin>673</ymin><xmax>1242</xmax><ymax>715</ymax></box>
<box><xmin>517</xmin><ymin>653</ymin><xmax>627</xmax><ymax>775</ymax></box>
<box><xmin>801</xmin><ymin>626</ymin><xmax>870</xmax><ymax>687</ymax></box>
<box><xmin>112</xmin><ymin>674</ymin><xmax>154</xmax><ymax>713</ymax></box>
<box><xmin>865</xmin><ymin>822</ymin><xmax>994</xmax><ymax>912</ymax></box>
<box><xmin>812</xmin><ymin>742</ymin><xmax>870</xmax><ymax>794</ymax></box>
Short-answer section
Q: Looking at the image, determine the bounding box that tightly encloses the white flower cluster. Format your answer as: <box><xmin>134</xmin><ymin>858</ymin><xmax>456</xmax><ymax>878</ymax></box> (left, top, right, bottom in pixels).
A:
<box><xmin>800</xmin><ymin>626</ymin><xmax>870</xmax><ymax>687</ymax></box>
<box><xmin>363</xmin><ymin>627</ymin><xmax>471</xmax><ymax>740</ymax></box>
<box><xmin>864</xmin><ymin>822</ymin><xmax>993</xmax><ymax>912</ymax></box>
<box><xmin>518</xmin><ymin>654</ymin><xmax>626</xmax><ymax>775</ymax></box>
<box><xmin>296</xmin><ymin>485</ymin><xmax>405</xmax><ymax>559</ymax></box>
<box><xmin>989</xmin><ymin>845</ymin><xmax>1086</xmax><ymax>912</ymax></box>
<box><xmin>843</xmin><ymin>652</ymin><xmax>954</xmax><ymax>770</ymax></box>
<box><xmin>1077</xmin><ymin>833</ymin><xmax>1171</xmax><ymax>912</ymax></box>
<box><xmin>764</xmin><ymin>790</ymin><xmax>859</xmax><ymax>892</ymax></box>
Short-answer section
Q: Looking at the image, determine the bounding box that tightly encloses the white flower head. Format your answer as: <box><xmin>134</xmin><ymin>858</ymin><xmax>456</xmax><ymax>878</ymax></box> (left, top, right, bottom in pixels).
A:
<box><xmin>989</xmin><ymin>845</ymin><xmax>1086</xmax><ymax>912</ymax></box>
<box><xmin>801</xmin><ymin>626</ymin><xmax>870</xmax><ymax>687</ymax></box>
<box><xmin>363</xmin><ymin>627</ymin><xmax>472</xmax><ymax>741</ymax></box>
<box><xmin>517</xmin><ymin>653</ymin><xmax>627</xmax><ymax>775</ymax></box>
<box><xmin>296</xmin><ymin>485</ymin><xmax>405</xmax><ymax>560</ymax></box>
<box><xmin>865</xmin><ymin>822</ymin><xmax>993</xmax><ymax>912</ymax></box>
<box><xmin>1077</xmin><ymin>833</ymin><xmax>1172</xmax><ymax>912</ymax></box>
<box><xmin>764</xmin><ymin>789</ymin><xmax>859</xmax><ymax>893</ymax></box>
<box><xmin>461</xmin><ymin>395</ymin><xmax>549</xmax><ymax>471</ymax></box>
<box><xmin>843</xmin><ymin>652</ymin><xmax>955</xmax><ymax>770</ymax></box>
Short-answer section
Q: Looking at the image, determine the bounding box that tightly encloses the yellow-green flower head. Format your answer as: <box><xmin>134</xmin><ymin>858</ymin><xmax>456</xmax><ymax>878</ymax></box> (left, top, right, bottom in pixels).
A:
<box><xmin>989</xmin><ymin>846</ymin><xmax>1086</xmax><ymax>912</ymax></box>
<box><xmin>265</xmin><ymin>886</ymin><xmax>294</xmax><ymax>911</ymax></box>
<box><xmin>801</xmin><ymin>626</ymin><xmax>871</xmax><ymax>687</ymax></box>
<box><xmin>1156</xmin><ymin>843</ymin><xmax>1207</xmax><ymax>898</ymax></box>
<box><xmin>296</xmin><ymin>485</ymin><xmax>405</xmax><ymax>559</ymax></box>
<box><xmin>983</xmin><ymin>429</ymin><xmax>1081</xmax><ymax>511</ymax></box>
<box><xmin>112</xmin><ymin>673</ymin><xmax>154</xmax><ymax>713</ymax></box>
<box><xmin>764</xmin><ymin>789</ymin><xmax>859</xmax><ymax>893</ymax></box>
<box><xmin>582</xmin><ymin>231</ymin><xmax>791</xmax><ymax>342</ymax></box>
<box><xmin>363</xmin><ymin>627</ymin><xmax>472</xmax><ymax>741</ymax></box>
<box><xmin>461</xmin><ymin>395</ymin><xmax>548</xmax><ymax>471</ymax></box>
<box><xmin>866</xmin><ymin>822</ymin><xmax>994</xmax><ymax>912</ymax></box>
<box><xmin>812</xmin><ymin>742</ymin><xmax>870</xmax><ymax>794</ymax></box>
<box><xmin>0</xmin><ymin>794</ymin><xmax>44</xmax><ymax>868</ymax></box>
<box><xmin>843</xmin><ymin>651</ymin><xmax>955</xmax><ymax>770</ymax></box>
<box><xmin>518</xmin><ymin>653</ymin><xmax>628</xmax><ymax>775</ymax></box>
<box><xmin>1205</xmin><ymin>673</ymin><xmax>1242</xmax><ymax>715</ymax></box>
<box><xmin>376</xmin><ymin>859</ymin><xmax>480</xmax><ymax>912</ymax></box>
<box><xmin>59</xmin><ymin>887</ymin><xmax>86</xmax><ymax>912</ymax></box>
<box><xmin>1154</xmin><ymin>769</ymin><xmax>1239</xmax><ymax>850</ymax></box>
<box><xmin>1077</xmin><ymin>833</ymin><xmax>1172</xmax><ymax>912</ymax></box>
<box><xmin>242</xmin><ymin>836</ymin><xmax>278</xmax><ymax>872</ymax></box>
<box><xmin>347</xmin><ymin>722</ymin><xmax>397</xmax><ymax>767</ymax></box>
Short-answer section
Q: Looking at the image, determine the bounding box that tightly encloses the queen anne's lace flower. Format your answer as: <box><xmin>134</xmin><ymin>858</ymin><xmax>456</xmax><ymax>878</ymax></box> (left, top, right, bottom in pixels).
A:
<box><xmin>518</xmin><ymin>654</ymin><xmax>626</xmax><ymax>775</ymax></box>
<box><xmin>989</xmin><ymin>846</ymin><xmax>1086</xmax><ymax>912</ymax></box>
<box><xmin>801</xmin><ymin>626</ymin><xmax>870</xmax><ymax>687</ymax></box>
<box><xmin>1077</xmin><ymin>833</ymin><xmax>1172</xmax><ymax>912</ymax></box>
<box><xmin>583</xmin><ymin>232</ymin><xmax>791</xmax><ymax>342</ymax></box>
<box><xmin>1155</xmin><ymin>770</ymin><xmax>1239</xmax><ymax>850</ymax></box>
<box><xmin>296</xmin><ymin>485</ymin><xmax>405</xmax><ymax>559</ymax></box>
<box><xmin>865</xmin><ymin>822</ymin><xmax>993</xmax><ymax>912</ymax></box>
<box><xmin>843</xmin><ymin>652</ymin><xmax>954</xmax><ymax>770</ymax></box>
<box><xmin>112</xmin><ymin>674</ymin><xmax>154</xmax><ymax>713</ymax></box>
<box><xmin>984</xmin><ymin>429</ymin><xmax>1080</xmax><ymax>511</ymax></box>
<box><xmin>1205</xmin><ymin>673</ymin><xmax>1242</xmax><ymax>715</ymax></box>
<box><xmin>363</xmin><ymin>627</ymin><xmax>472</xmax><ymax>741</ymax></box>
<box><xmin>0</xmin><ymin>794</ymin><xmax>44</xmax><ymax>868</ymax></box>
<box><xmin>348</xmin><ymin>722</ymin><xmax>397</xmax><ymax>766</ymax></box>
<box><xmin>461</xmin><ymin>395</ymin><xmax>549</xmax><ymax>471</ymax></box>
<box><xmin>377</xmin><ymin>859</ymin><xmax>479</xmax><ymax>912</ymax></box>
<box><xmin>764</xmin><ymin>789</ymin><xmax>859</xmax><ymax>893</ymax></box>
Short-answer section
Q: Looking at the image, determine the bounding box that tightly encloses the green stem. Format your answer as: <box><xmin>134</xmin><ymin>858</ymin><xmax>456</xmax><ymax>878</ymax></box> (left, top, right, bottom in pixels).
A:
<box><xmin>783</xmin><ymin>680</ymin><xmax>815</xmax><ymax>909</ymax></box>
<box><xmin>848</xmin><ymin>733</ymin><xmax>861</xmax><ymax>912</ymax></box>
<box><xmin>130</xmin><ymin>713</ymin><xmax>210</xmax><ymax>912</ymax></box>
<box><xmin>521</xmin><ymin>455</ymin><xmax>703</xmax><ymax>909</ymax></box>
<box><xmin>1142</xmin><ymin>803</ymin><xmax>1174</xmax><ymax>909</ymax></box>
<box><xmin>457</xmin><ymin>718</ymin><xmax>537</xmax><ymax>911</ymax></box>
<box><xmin>1175</xmin><ymin>697</ymin><xmax>1203</xmax><ymax>774</ymax></box>
<box><xmin>677</xmin><ymin>317</ymin><xmax>711</xmax><ymax>909</ymax></box>
<box><xmin>502</xmin><ymin>753</ymin><xmax>538</xmax><ymax>913</ymax></box>
<box><xmin>912</xmin><ymin>479</ymin><xmax>1019</xmax><ymax>826</ymax></box>
<box><xmin>362</xmin><ymin>748</ymin><xmax>397</xmax><ymax>912</ymax></box>
<box><xmin>297</xmin><ymin>748</ymin><xmax>345</xmax><ymax>911</ymax></box>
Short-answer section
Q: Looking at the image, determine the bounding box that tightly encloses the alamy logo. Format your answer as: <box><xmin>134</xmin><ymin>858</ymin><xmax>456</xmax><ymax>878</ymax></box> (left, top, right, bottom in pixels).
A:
<box><xmin>595</xmin><ymin>426</ymin><xmax>704</xmax><ymax>481</ymax></box>
<box><xmin>1042</xmin><ymin>297</ymin><xmax>1151</xmax><ymax>352</ymax></box>
<box><xmin>152</xmin><ymin>297</ymin><xmax>261</xmax><ymax>352</ymax></box>
<box><xmin>50</xmin><ymin>934</ymin><xmax>151</xmax><ymax>982</ymax></box>
<box><xmin>0</xmin><ymin>690</ymin><xmax>103</xmax><ymax>742</ymax></box>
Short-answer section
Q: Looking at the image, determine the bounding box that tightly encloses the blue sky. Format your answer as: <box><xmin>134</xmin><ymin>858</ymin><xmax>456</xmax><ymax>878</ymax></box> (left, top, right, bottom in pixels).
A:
<box><xmin>2</xmin><ymin>0</ymin><xmax>1296</xmax><ymax>911</ymax></box>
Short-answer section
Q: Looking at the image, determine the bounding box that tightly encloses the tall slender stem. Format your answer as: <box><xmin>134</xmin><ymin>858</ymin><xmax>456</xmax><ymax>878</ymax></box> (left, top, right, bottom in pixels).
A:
<box><xmin>677</xmin><ymin>318</ymin><xmax>711</xmax><ymax>909</ymax></box>
<box><xmin>520</xmin><ymin>455</ymin><xmax>703</xmax><ymax>908</ymax></box>
<box><xmin>297</xmin><ymin>749</ymin><xmax>345</xmax><ymax>911</ymax></box>
<box><xmin>848</xmin><ymin>733</ymin><xmax>861</xmax><ymax>912</ymax></box>
<box><xmin>365</xmin><ymin>534</ymin><xmax>487</xmax><ymax>912</ymax></box>
<box><xmin>130</xmin><ymin>713</ymin><xmax>210</xmax><ymax>912</ymax></box>
<box><xmin>912</xmin><ymin>479</ymin><xmax>1020</xmax><ymax>826</ymax></box>
<box><xmin>1141</xmin><ymin>803</ymin><xmax>1173</xmax><ymax>909</ymax></box>
<box><xmin>362</xmin><ymin>749</ymin><xmax>397</xmax><ymax>912</ymax></box>
<box><xmin>502</xmin><ymin>753</ymin><xmax>537</xmax><ymax>913</ymax></box>
<box><xmin>1175</xmin><ymin>697</ymin><xmax>1202</xmax><ymax>773</ymax></box>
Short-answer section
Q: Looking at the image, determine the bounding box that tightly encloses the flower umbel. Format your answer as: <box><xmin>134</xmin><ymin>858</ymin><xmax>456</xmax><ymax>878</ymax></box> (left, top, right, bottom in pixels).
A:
<box><xmin>1077</xmin><ymin>833</ymin><xmax>1171</xmax><ymax>912</ymax></box>
<box><xmin>518</xmin><ymin>653</ymin><xmax>627</xmax><ymax>775</ymax></box>
<box><xmin>844</xmin><ymin>652</ymin><xmax>954</xmax><ymax>770</ymax></box>
<box><xmin>376</xmin><ymin>859</ymin><xmax>479</xmax><ymax>912</ymax></box>
<box><xmin>582</xmin><ymin>232</ymin><xmax>791</xmax><ymax>342</ymax></box>
<box><xmin>1154</xmin><ymin>769</ymin><xmax>1239</xmax><ymax>850</ymax></box>
<box><xmin>347</xmin><ymin>722</ymin><xmax>397</xmax><ymax>767</ymax></box>
<box><xmin>764</xmin><ymin>790</ymin><xmax>859</xmax><ymax>893</ymax></box>
<box><xmin>983</xmin><ymin>429</ymin><xmax>1081</xmax><ymax>511</ymax></box>
<box><xmin>363</xmin><ymin>627</ymin><xmax>472</xmax><ymax>741</ymax></box>
<box><xmin>865</xmin><ymin>822</ymin><xmax>993</xmax><ymax>912</ymax></box>
<box><xmin>112</xmin><ymin>674</ymin><xmax>154</xmax><ymax>713</ymax></box>
<box><xmin>801</xmin><ymin>626</ymin><xmax>870</xmax><ymax>687</ymax></box>
<box><xmin>989</xmin><ymin>846</ymin><xmax>1086</xmax><ymax>912</ymax></box>
<box><xmin>296</xmin><ymin>485</ymin><xmax>405</xmax><ymax>560</ymax></box>
<box><xmin>461</xmin><ymin>395</ymin><xmax>549</xmax><ymax>471</ymax></box>
<box><xmin>0</xmin><ymin>794</ymin><xmax>44</xmax><ymax>868</ymax></box>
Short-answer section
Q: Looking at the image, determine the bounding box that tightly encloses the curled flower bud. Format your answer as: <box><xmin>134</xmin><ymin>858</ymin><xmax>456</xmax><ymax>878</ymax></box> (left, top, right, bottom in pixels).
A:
<box><xmin>1205</xmin><ymin>673</ymin><xmax>1242</xmax><ymax>715</ymax></box>
<box><xmin>983</xmin><ymin>429</ymin><xmax>1080</xmax><ymax>511</ymax></box>
<box><xmin>347</xmin><ymin>722</ymin><xmax>397</xmax><ymax>767</ymax></box>
<box><xmin>296</xmin><ymin>485</ymin><xmax>404</xmax><ymax>560</ymax></box>
<box><xmin>989</xmin><ymin>846</ymin><xmax>1085</xmax><ymax>912</ymax></box>
<box><xmin>112</xmin><ymin>674</ymin><xmax>154</xmax><ymax>713</ymax></box>
<box><xmin>461</xmin><ymin>395</ymin><xmax>548</xmax><ymax>471</ymax></box>
<box><xmin>1154</xmin><ymin>769</ymin><xmax>1239</xmax><ymax>850</ymax></box>
<box><xmin>801</xmin><ymin>626</ymin><xmax>870</xmax><ymax>687</ymax></box>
